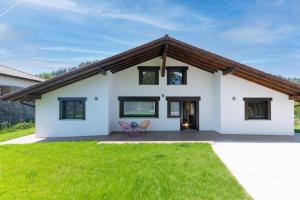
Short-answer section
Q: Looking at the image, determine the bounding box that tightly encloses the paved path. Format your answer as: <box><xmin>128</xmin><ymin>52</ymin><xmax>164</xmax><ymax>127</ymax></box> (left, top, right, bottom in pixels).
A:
<box><xmin>213</xmin><ymin>142</ymin><xmax>300</xmax><ymax>200</ymax></box>
<box><xmin>98</xmin><ymin>141</ymin><xmax>214</xmax><ymax>144</ymax></box>
<box><xmin>0</xmin><ymin>134</ymin><xmax>45</xmax><ymax>145</ymax></box>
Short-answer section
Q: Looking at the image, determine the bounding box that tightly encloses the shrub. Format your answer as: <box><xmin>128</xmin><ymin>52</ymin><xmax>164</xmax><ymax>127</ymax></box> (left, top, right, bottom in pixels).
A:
<box><xmin>0</xmin><ymin>121</ymin><xmax>34</xmax><ymax>133</ymax></box>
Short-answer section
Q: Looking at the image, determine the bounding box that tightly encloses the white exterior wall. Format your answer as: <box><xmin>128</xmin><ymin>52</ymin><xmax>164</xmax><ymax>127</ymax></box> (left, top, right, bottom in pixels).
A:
<box><xmin>0</xmin><ymin>75</ymin><xmax>37</xmax><ymax>88</ymax></box>
<box><xmin>36</xmin><ymin>74</ymin><xmax>109</xmax><ymax>137</ymax></box>
<box><xmin>219</xmin><ymin>73</ymin><xmax>294</xmax><ymax>135</ymax></box>
<box><xmin>213</xmin><ymin>71</ymin><xmax>221</xmax><ymax>133</ymax></box>
<box><xmin>34</xmin><ymin>56</ymin><xmax>295</xmax><ymax>137</ymax></box>
<box><xmin>109</xmin><ymin>57</ymin><xmax>215</xmax><ymax>132</ymax></box>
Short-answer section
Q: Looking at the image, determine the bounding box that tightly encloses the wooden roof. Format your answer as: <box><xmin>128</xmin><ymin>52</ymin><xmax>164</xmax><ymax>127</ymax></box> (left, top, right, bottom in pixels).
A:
<box><xmin>1</xmin><ymin>35</ymin><xmax>300</xmax><ymax>102</ymax></box>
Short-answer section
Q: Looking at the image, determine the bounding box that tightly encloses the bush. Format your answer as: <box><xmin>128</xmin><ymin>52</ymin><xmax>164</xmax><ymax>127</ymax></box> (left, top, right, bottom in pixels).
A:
<box><xmin>0</xmin><ymin>121</ymin><xmax>34</xmax><ymax>133</ymax></box>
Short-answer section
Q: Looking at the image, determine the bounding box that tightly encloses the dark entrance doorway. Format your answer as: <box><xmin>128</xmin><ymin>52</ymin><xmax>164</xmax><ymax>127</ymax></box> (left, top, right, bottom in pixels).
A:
<box><xmin>182</xmin><ymin>101</ymin><xmax>197</xmax><ymax>130</ymax></box>
<box><xmin>166</xmin><ymin>97</ymin><xmax>200</xmax><ymax>131</ymax></box>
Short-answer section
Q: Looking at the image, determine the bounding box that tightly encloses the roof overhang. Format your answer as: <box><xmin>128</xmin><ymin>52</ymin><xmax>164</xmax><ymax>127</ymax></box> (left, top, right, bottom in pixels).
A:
<box><xmin>0</xmin><ymin>73</ymin><xmax>43</xmax><ymax>83</ymax></box>
<box><xmin>1</xmin><ymin>35</ymin><xmax>300</xmax><ymax>101</ymax></box>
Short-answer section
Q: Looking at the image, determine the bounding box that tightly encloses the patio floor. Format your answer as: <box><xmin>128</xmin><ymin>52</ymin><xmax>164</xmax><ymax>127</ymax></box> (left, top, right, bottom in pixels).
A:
<box><xmin>38</xmin><ymin>131</ymin><xmax>300</xmax><ymax>143</ymax></box>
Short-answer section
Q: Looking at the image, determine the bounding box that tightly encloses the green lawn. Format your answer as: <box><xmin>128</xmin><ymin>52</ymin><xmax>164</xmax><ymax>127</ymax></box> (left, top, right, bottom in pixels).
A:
<box><xmin>295</xmin><ymin>125</ymin><xmax>300</xmax><ymax>133</ymax></box>
<box><xmin>0</xmin><ymin>142</ymin><xmax>251</xmax><ymax>200</ymax></box>
<box><xmin>0</xmin><ymin>128</ymin><xmax>35</xmax><ymax>142</ymax></box>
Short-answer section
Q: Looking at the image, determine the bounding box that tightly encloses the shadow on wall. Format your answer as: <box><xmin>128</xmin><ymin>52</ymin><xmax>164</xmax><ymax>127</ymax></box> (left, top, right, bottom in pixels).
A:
<box><xmin>0</xmin><ymin>100</ymin><xmax>35</xmax><ymax>124</ymax></box>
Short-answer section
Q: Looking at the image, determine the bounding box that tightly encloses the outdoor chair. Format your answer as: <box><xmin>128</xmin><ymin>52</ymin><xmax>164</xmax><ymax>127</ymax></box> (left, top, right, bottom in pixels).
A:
<box><xmin>118</xmin><ymin>121</ymin><xmax>139</xmax><ymax>136</ymax></box>
<box><xmin>139</xmin><ymin>120</ymin><xmax>150</xmax><ymax>134</ymax></box>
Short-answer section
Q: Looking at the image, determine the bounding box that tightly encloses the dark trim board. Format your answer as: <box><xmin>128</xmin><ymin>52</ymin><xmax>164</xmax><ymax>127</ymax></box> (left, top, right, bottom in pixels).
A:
<box><xmin>166</xmin><ymin>66</ymin><xmax>189</xmax><ymax>71</ymax></box>
<box><xmin>118</xmin><ymin>96</ymin><xmax>160</xmax><ymax>101</ymax></box>
<box><xmin>243</xmin><ymin>98</ymin><xmax>273</xmax><ymax>102</ymax></box>
<box><xmin>118</xmin><ymin>96</ymin><xmax>160</xmax><ymax>118</ymax></box>
<box><xmin>166</xmin><ymin>96</ymin><xmax>201</xmax><ymax>101</ymax></box>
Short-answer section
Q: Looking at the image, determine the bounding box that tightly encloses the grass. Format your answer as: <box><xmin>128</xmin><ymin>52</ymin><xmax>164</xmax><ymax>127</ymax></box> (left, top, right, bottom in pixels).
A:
<box><xmin>0</xmin><ymin>127</ymin><xmax>35</xmax><ymax>142</ymax></box>
<box><xmin>295</xmin><ymin>125</ymin><xmax>300</xmax><ymax>133</ymax></box>
<box><xmin>0</xmin><ymin>142</ymin><xmax>251</xmax><ymax>200</ymax></box>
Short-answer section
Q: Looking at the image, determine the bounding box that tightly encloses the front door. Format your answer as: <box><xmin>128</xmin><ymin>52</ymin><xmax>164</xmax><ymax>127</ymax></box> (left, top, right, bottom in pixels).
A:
<box><xmin>166</xmin><ymin>96</ymin><xmax>200</xmax><ymax>131</ymax></box>
<box><xmin>181</xmin><ymin>101</ymin><xmax>199</xmax><ymax>131</ymax></box>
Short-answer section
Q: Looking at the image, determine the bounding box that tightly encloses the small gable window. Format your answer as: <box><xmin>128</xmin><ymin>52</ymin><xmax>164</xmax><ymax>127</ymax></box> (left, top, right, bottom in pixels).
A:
<box><xmin>58</xmin><ymin>97</ymin><xmax>87</xmax><ymax>120</ymax></box>
<box><xmin>244</xmin><ymin>98</ymin><xmax>272</xmax><ymax>120</ymax></box>
<box><xmin>167</xmin><ymin>67</ymin><xmax>188</xmax><ymax>85</ymax></box>
<box><xmin>138</xmin><ymin>66</ymin><xmax>159</xmax><ymax>85</ymax></box>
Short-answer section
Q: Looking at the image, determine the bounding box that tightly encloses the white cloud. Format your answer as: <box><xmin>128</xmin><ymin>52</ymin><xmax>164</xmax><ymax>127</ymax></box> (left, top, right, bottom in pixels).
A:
<box><xmin>0</xmin><ymin>23</ymin><xmax>9</xmax><ymax>34</ymax></box>
<box><xmin>0</xmin><ymin>0</ymin><xmax>22</xmax><ymax>17</ymax></box>
<box><xmin>223</xmin><ymin>24</ymin><xmax>294</xmax><ymax>44</ymax></box>
<box><xmin>100</xmin><ymin>35</ymin><xmax>136</xmax><ymax>46</ymax></box>
<box><xmin>97</xmin><ymin>11</ymin><xmax>179</xmax><ymax>31</ymax></box>
<box><xmin>0</xmin><ymin>22</ymin><xmax>23</xmax><ymax>42</ymax></box>
<box><xmin>23</xmin><ymin>0</ymin><xmax>88</xmax><ymax>13</ymax></box>
<box><xmin>18</xmin><ymin>0</ymin><xmax>214</xmax><ymax>31</ymax></box>
<box><xmin>94</xmin><ymin>2</ymin><xmax>215</xmax><ymax>31</ymax></box>
<box><xmin>0</xmin><ymin>49</ymin><xmax>15</xmax><ymax>57</ymax></box>
<box><xmin>39</xmin><ymin>46</ymin><xmax>115</xmax><ymax>55</ymax></box>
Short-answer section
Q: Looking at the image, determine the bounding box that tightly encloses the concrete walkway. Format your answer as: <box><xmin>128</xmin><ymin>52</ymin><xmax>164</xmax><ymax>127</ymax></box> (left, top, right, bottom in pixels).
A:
<box><xmin>0</xmin><ymin>134</ymin><xmax>45</xmax><ymax>145</ymax></box>
<box><xmin>213</xmin><ymin>142</ymin><xmax>300</xmax><ymax>200</ymax></box>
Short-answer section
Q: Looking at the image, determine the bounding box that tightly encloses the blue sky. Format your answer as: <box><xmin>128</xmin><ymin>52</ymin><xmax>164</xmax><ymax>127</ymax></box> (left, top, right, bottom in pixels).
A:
<box><xmin>0</xmin><ymin>0</ymin><xmax>299</xmax><ymax>77</ymax></box>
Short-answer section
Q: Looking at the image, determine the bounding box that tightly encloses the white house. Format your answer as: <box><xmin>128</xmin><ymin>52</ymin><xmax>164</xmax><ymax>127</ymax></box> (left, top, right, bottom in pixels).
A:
<box><xmin>0</xmin><ymin>64</ymin><xmax>44</xmax><ymax>123</ymax></box>
<box><xmin>0</xmin><ymin>64</ymin><xmax>44</xmax><ymax>96</ymax></box>
<box><xmin>2</xmin><ymin>35</ymin><xmax>300</xmax><ymax>137</ymax></box>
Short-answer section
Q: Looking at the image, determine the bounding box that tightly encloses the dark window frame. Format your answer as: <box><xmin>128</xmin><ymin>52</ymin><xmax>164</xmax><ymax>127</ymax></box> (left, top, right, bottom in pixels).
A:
<box><xmin>138</xmin><ymin>66</ymin><xmax>160</xmax><ymax>85</ymax></box>
<box><xmin>166</xmin><ymin>66</ymin><xmax>188</xmax><ymax>85</ymax></box>
<box><xmin>167</xmin><ymin>101</ymin><xmax>181</xmax><ymax>118</ymax></box>
<box><xmin>166</xmin><ymin>96</ymin><xmax>201</xmax><ymax>119</ymax></box>
<box><xmin>0</xmin><ymin>86</ymin><xmax>11</xmax><ymax>96</ymax></box>
<box><xmin>118</xmin><ymin>96</ymin><xmax>160</xmax><ymax>118</ymax></box>
<box><xmin>58</xmin><ymin>97</ymin><xmax>87</xmax><ymax>120</ymax></box>
<box><xmin>243</xmin><ymin>98</ymin><xmax>272</xmax><ymax>120</ymax></box>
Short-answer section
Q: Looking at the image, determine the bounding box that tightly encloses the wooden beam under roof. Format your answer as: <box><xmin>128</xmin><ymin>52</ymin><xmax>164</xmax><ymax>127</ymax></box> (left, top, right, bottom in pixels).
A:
<box><xmin>161</xmin><ymin>36</ymin><xmax>169</xmax><ymax>77</ymax></box>
<box><xmin>289</xmin><ymin>95</ymin><xmax>300</xmax><ymax>101</ymax></box>
<box><xmin>222</xmin><ymin>67</ymin><xmax>236</xmax><ymax>75</ymax></box>
<box><xmin>25</xmin><ymin>94</ymin><xmax>41</xmax><ymax>100</ymax></box>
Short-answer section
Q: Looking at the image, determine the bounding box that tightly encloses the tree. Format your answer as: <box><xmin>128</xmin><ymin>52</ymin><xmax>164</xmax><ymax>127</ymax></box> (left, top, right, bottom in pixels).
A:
<box><xmin>37</xmin><ymin>60</ymin><xmax>97</xmax><ymax>80</ymax></box>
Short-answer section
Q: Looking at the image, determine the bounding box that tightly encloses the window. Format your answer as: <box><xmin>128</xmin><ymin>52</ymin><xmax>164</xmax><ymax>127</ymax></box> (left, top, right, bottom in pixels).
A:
<box><xmin>0</xmin><ymin>86</ymin><xmax>11</xmax><ymax>96</ymax></box>
<box><xmin>168</xmin><ymin>101</ymin><xmax>180</xmax><ymax>117</ymax></box>
<box><xmin>0</xmin><ymin>86</ymin><xmax>23</xmax><ymax>96</ymax></box>
<box><xmin>244</xmin><ymin>98</ymin><xmax>272</xmax><ymax>120</ymax></box>
<box><xmin>58</xmin><ymin>97</ymin><xmax>87</xmax><ymax>120</ymax></box>
<box><xmin>138</xmin><ymin>66</ymin><xmax>159</xmax><ymax>85</ymax></box>
<box><xmin>119</xmin><ymin>96</ymin><xmax>160</xmax><ymax>118</ymax></box>
<box><xmin>167</xmin><ymin>67</ymin><xmax>188</xmax><ymax>85</ymax></box>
